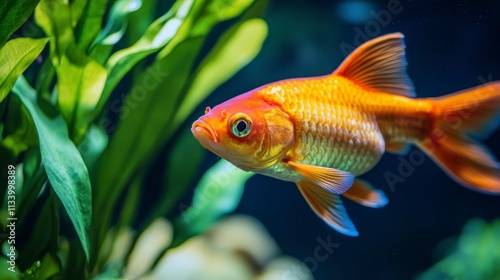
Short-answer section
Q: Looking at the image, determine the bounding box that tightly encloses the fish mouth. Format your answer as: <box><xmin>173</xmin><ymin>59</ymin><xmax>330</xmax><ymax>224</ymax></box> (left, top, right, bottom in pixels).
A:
<box><xmin>191</xmin><ymin>119</ymin><xmax>219</xmax><ymax>144</ymax></box>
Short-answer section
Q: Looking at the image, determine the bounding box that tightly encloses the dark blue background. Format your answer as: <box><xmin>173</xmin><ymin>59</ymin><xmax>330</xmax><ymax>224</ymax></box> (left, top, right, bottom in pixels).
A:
<box><xmin>187</xmin><ymin>1</ymin><xmax>500</xmax><ymax>279</ymax></box>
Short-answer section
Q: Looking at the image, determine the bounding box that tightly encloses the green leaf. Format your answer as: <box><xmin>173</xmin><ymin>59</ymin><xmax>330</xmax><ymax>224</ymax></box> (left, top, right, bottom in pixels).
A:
<box><xmin>0</xmin><ymin>257</ymin><xmax>21</xmax><ymax>279</ymax></box>
<box><xmin>35</xmin><ymin>0</ymin><xmax>74</xmax><ymax>65</ymax></box>
<box><xmin>92</xmin><ymin>36</ymin><xmax>205</xmax><ymax>267</ymax></box>
<box><xmin>172</xmin><ymin>18</ymin><xmax>268</xmax><ymax>131</ymax></box>
<box><xmin>156</xmin><ymin>130</ymin><xmax>205</xmax><ymax>220</ymax></box>
<box><xmin>127</xmin><ymin>0</ymin><xmax>157</xmax><ymax>44</ymax></box>
<box><xmin>0</xmin><ymin>0</ymin><xmax>41</xmax><ymax>48</ymax></box>
<box><xmin>183</xmin><ymin>0</ymin><xmax>253</xmax><ymax>38</ymax></box>
<box><xmin>117</xmin><ymin>174</ymin><xmax>142</xmax><ymax>231</ymax></box>
<box><xmin>96</xmin><ymin>0</ymin><xmax>196</xmax><ymax>114</ymax></box>
<box><xmin>92</xmin><ymin>0</ymin><xmax>267</xmax><ymax>268</ymax></box>
<box><xmin>136</xmin><ymin>129</ymin><xmax>205</xmax><ymax>237</ymax></box>
<box><xmin>18</xmin><ymin>193</ymin><xmax>59</xmax><ymax>271</ymax></box>
<box><xmin>98</xmin><ymin>3</ymin><xmax>267</xmax><ymax>204</ymax></box>
<box><xmin>92</xmin><ymin>0</ymin><xmax>142</xmax><ymax>46</ymax></box>
<box><xmin>12</xmin><ymin>76</ymin><xmax>92</xmax><ymax>262</ymax></box>
<box><xmin>88</xmin><ymin>0</ymin><xmax>142</xmax><ymax>64</ymax></box>
<box><xmin>57</xmin><ymin>44</ymin><xmax>107</xmax><ymax>142</ymax></box>
<box><xmin>0</xmin><ymin>37</ymin><xmax>49</xmax><ymax>102</ymax></box>
<box><xmin>74</xmin><ymin>0</ymin><xmax>109</xmax><ymax>50</ymax></box>
<box><xmin>156</xmin><ymin>0</ymin><xmax>255</xmax><ymax>59</ymax></box>
<box><xmin>70</xmin><ymin>0</ymin><xmax>87</xmax><ymax>27</ymax></box>
<box><xmin>0</xmin><ymin>94</ymin><xmax>39</xmax><ymax>157</ymax></box>
<box><xmin>78</xmin><ymin>124</ymin><xmax>108</xmax><ymax>176</ymax></box>
<box><xmin>171</xmin><ymin>159</ymin><xmax>254</xmax><ymax>247</ymax></box>
<box><xmin>17</xmin><ymin>148</ymin><xmax>46</xmax><ymax>222</ymax></box>
<box><xmin>207</xmin><ymin>0</ymin><xmax>254</xmax><ymax>21</ymax></box>
<box><xmin>22</xmin><ymin>253</ymin><xmax>60</xmax><ymax>280</ymax></box>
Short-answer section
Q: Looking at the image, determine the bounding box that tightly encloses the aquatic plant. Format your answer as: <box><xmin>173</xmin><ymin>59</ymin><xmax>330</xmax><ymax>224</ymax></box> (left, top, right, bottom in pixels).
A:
<box><xmin>0</xmin><ymin>0</ymin><xmax>268</xmax><ymax>278</ymax></box>
<box><xmin>418</xmin><ymin>219</ymin><xmax>500</xmax><ymax>280</ymax></box>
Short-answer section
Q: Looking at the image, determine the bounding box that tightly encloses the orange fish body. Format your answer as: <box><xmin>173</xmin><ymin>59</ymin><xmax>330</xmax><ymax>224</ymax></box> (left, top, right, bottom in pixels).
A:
<box><xmin>192</xmin><ymin>33</ymin><xmax>500</xmax><ymax>236</ymax></box>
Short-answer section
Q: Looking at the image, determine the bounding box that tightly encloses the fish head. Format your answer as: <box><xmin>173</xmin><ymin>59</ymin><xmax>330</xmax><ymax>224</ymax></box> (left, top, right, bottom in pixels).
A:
<box><xmin>192</xmin><ymin>94</ymin><xmax>294</xmax><ymax>172</ymax></box>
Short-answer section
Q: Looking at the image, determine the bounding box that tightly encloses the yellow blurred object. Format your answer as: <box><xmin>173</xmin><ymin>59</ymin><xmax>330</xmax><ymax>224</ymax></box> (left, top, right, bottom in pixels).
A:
<box><xmin>122</xmin><ymin>215</ymin><xmax>313</xmax><ymax>280</ymax></box>
<box><xmin>125</xmin><ymin>218</ymin><xmax>173</xmax><ymax>278</ymax></box>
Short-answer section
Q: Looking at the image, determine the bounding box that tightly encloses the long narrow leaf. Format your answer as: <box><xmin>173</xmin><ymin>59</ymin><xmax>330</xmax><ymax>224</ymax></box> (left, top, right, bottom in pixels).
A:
<box><xmin>12</xmin><ymin>76</ymin><xmax>92</xmax><ymax>262</ymax></box>
<box><xmin>92</xmin><ymin>0</ymin><xmax>142</xmax><ymax>46</ymax></box>
<box><xmin>74</xmin><ymin>0</ymin><xmax>109</xmax><ymax>50</ymax></box>
<box><xmin>91</xmin><ymin>36</ymin><xmax>204</xmax><ymax>267</ymax></box>
<box><xmin>96</xmin><ymin>0</ymin><xmax>196</xmax><ymax>114</ymax></box>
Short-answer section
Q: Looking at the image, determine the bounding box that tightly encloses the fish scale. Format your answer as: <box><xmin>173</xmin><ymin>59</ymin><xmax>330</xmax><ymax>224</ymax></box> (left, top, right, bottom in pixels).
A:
<box><xmin>257</xmin><ymin>75</ymin><xmax>389</xmax><ymax>175</ymax></box>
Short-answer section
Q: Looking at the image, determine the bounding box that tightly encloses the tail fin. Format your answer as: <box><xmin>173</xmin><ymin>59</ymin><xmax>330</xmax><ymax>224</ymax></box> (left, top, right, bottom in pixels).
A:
<box><xmin>417</xmin><ymin>82</ymin><xmax>500</xmax><ymax>194</ymax></box>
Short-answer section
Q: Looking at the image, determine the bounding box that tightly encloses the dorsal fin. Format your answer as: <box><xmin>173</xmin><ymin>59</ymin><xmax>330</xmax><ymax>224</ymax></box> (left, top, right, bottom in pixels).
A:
<box><xmin>333</xmin><ymin>32</ymin><xmax>416</xmax><ymax>97</ymax></box>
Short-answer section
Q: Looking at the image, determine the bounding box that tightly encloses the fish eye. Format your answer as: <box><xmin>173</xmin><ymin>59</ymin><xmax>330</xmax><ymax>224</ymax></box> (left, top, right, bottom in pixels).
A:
<box><xmin>230</xmin><ymin>113</ymin><xmax>252</xmax><ymax>138</ymax></box>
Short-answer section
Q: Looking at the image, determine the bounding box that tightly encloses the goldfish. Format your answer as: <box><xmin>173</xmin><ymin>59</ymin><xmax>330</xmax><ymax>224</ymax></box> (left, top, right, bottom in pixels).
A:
<box><xmin>191</xmin><ymin>33</ymin><xmax>500</xmax><ymax>236</ymax></box>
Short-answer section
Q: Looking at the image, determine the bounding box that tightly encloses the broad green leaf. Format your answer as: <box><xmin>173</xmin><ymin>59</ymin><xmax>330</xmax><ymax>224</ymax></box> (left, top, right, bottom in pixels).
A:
<box><xmin>57</xmin><ymin>44</ymin><xmax>107</xmax><ymax>142</ymax></box>
<box><xmin>0</xmin><ymin>38</ymin><xmax>49</xmax><ymax>102</ymax></box>
<box><xmin>92</xmin><ymin>0</ymin><xmax>142</xmax><ymax>46</ymax></box>
<box><xmin>12</xmin><ymin>76</ymin><xmax>92</xmax><ymax>262</ymax></box>
<box><xmin>0</xmin><ymin>0</ymin><xmax>41</xmax><ymax>48</ymax></box>
<box><xmin>171</xmin><ymin>159</ymin><xmax>254</xmax><ymax>247</ymax></box>
<box><xmin>35</xmin><ymin>0</ymin><xmax>74</xmax><ymax>65</ymax></box>
<box><xmin>96</xmin><ymin>0</ymin><xmax>196</xmax><ymax>115</ymax></box>
<box><xmin>172</xmin><ymin>18</ymin><xmax>268</xmax><ymax>131</ymax></box>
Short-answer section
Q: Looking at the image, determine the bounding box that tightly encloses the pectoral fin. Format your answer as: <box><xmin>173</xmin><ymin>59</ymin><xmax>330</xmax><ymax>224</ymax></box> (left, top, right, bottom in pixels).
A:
<box><xmin>297</xmin><ymin>181</ymin><xmax>358</xmax><ymax>236</ymax></box>
<box><xmin>287</xmin><ymin>161</ymin><xmax>355</xmax><ymax>194</ymax></box>
<box><xmin>342</xmin><ymin>179</ymin><xmax>388</xmax><ymax>208</ymax></box>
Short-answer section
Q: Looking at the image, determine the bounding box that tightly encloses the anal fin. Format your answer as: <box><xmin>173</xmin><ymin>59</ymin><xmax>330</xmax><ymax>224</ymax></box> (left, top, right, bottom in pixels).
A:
<box><xmin>342</xmin><ymin>179</ymin><xmax>388</xmax><ymax>208</ymax></box>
